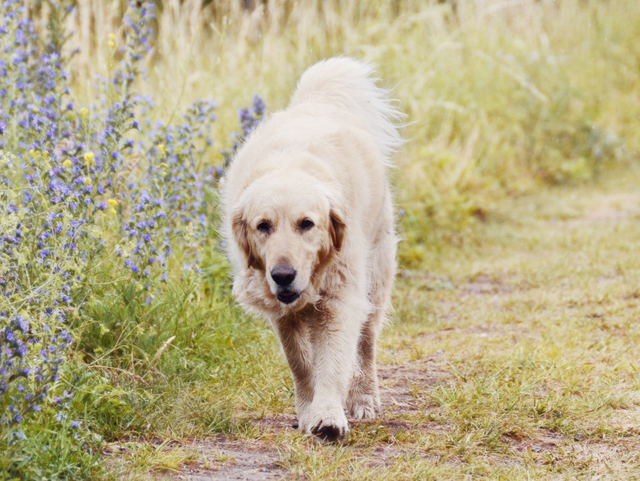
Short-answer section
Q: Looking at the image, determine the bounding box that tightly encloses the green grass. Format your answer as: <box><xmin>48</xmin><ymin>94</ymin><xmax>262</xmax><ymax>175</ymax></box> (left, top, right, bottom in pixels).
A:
<box><xmin>29</xmin><ymin>0</ymin><xmax>640</xmax><ymax>478</ymax></box>
<box><xmin>97</xmin><ymin>164</ymin><xmax>640</xmax><ymax>479</ymax></box>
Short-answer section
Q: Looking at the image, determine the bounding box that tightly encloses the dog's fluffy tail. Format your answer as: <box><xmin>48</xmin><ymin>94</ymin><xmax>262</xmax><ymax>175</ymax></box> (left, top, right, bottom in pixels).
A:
<box><xmin>290</xmin><ymin>57</ymin><xmax>404</xmax><ymax>165</ymax></box>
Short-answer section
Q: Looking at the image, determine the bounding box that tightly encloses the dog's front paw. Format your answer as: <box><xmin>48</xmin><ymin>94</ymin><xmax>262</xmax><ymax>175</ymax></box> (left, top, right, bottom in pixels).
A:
<box><xmin>311</xmin><ymin>421</ymin><xmax>347</xmax><ymax>442</ymax></box>
<box><xmin>347</xmin><ymin>393</ymin><xmax>380</xmax><ymax>420</ymax></box>
<box><xmin>299</xmin><ymin>404</ymin><xmax>349</xmax><ymax>442</ymax></box>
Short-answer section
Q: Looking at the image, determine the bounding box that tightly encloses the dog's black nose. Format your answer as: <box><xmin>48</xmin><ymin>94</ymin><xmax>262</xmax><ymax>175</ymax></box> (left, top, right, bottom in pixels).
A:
<box><xmin>271</xmin><ymin>265</ymin><xmax>296</xmax><ymax>286</ymax></box>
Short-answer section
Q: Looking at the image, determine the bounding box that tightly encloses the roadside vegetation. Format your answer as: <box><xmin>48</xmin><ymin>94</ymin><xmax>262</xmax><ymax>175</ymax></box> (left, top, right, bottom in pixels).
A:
<box><xmin>1</xmin><ymin>0</ymin><xmax>638</xmax><ymax>479</ymax></box>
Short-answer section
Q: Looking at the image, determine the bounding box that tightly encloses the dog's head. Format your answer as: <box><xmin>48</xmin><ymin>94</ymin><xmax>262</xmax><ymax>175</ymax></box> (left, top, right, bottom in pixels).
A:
<box><xmin>230</xmin><ymin>170</ymin><xmax>345</xmax><ymax>310</ymax></box>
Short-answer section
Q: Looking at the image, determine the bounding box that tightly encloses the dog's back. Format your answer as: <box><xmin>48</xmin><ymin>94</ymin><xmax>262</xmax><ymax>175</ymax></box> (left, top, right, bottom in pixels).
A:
<box><xmin>290</xmin><ymin>57</ymin><xmax>404</xmax><ymax>165</ymax></box>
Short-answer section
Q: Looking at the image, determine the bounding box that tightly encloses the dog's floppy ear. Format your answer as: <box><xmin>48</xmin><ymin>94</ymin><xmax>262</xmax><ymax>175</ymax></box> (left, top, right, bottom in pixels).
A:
<box><xmin>231</xmin><ymin>210</ymin><xmax>263</xmax><ymax>270</ymax></box>
<box><xmin>329</xmin><ymin>209</ymin><xmax>346</xmax><ymax>252</ymax></box>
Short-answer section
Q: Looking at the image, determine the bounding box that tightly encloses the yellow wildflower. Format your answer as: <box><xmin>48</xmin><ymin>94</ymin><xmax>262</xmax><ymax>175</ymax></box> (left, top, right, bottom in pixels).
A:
<box><xmin>84</xmin><ymin>152</ymin><xmax>95</xmax><ymax>164</ymax></box>
<box><xmin>62</xmin><ymin>159</ymin><xmax>72</xmax><ymax>168</ymax></box>
<box><xmin>109</xmin><ymin>33</ymin><xmax>115</xmax><ymax>41</ymax></box>
<box><xmin>107</xmin><ymin>199</ymin><xmax>118</xmax><ymax>208</ymax></box>
<box><xmin>79</xmin><ymin>108</ymin><xmax>89</xmax><ymax>118</ymax></box>
<box><xmin>158</xmin><ymin>144</ymin><xmax>166</xmax><ymax>154</ymax></box>
<box><xmin>43</xmin><ymin>151</ymin><xmax>50</xmax><ymax>158</ymax></box>
<box><xmin>109</xmin><ymin>208</ymin><xmax>117</xmax><ymax>215</ymax></box>
<box><xmin>84</xmin><ymin>177</ymin><xmax>92</xmax><ymax>185</ymax></box>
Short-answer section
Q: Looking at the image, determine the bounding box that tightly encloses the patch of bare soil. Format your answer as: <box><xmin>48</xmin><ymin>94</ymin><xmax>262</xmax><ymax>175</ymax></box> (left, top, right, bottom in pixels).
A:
<box><xmin>171</xmin><ymin>439</ymin><xmax>291</xmax><ymax>481</ymax></box>
<box><xmin>462</xmin><ymin>274</ymin><xmax>518</xmax><ymax>297</ymax></box>
<box><xmin>378</xmin><ymin>355</ymin><xmax>449</xmax><ymax>416</ymax></box>
<box><xmin>505</xmin><ymin>429</ymin><xmax>640</xmax><ymax>475</ymax></box>
<box><xmin>102</xmin><ymin>438</ymin><xmax>290</xmax><ymax>480</ymax></box>
<box><xmin>496</xmin><ymin>392</ymin><xmax>640</xmax><ymax>476</ymax></box>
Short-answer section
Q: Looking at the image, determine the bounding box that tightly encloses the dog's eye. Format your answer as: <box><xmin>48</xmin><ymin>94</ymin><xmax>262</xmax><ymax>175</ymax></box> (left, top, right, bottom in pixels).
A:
<box><xmin>257</xmin><ymin>221</ymin><xmax>271</xmax><ymax>233</ymax></box>
<box><xmin>299</xmin><ymin>218</ymin><xmax>314</xmax><ymax>231</ymax></box>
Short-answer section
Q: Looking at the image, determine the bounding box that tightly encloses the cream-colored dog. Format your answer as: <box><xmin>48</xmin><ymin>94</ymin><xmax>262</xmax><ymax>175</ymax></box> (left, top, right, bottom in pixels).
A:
<box><xmin>221</xmin><ymin>57</ymin><xmax>402</xmax><ymax>441</ymax></box>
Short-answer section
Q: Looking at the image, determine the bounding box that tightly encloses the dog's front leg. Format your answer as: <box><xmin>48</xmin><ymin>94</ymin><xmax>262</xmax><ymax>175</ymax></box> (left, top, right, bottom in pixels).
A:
<box><xmin>300</xmin><ymin>298</ymin><xmax>363</xmax><ymax>441</ymax></box>
<box><xmin>273</xmin><ymin>316</ymin><xmax>314</xmax><ymax>426</ymax></box>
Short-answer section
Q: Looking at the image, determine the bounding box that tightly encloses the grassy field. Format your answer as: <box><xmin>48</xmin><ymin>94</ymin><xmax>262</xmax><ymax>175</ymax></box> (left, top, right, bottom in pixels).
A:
<box><xmin>104</xmin><ymin>164</ymin><xmax>640</xmax><ymax>480</ymax></box>
<box><xmin>2</xmin><ymin>0</ymin><xmax>640</xmax><ymax>479</ymax></box>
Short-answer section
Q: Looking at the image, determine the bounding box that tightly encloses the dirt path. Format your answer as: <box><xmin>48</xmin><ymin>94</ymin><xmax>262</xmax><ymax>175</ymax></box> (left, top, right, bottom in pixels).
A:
<box><xmin>149</xmin><ymin>357</ymin><xmax>454</xmax><ymax>480</ymax></box>
<box><xmin>115</xmin><ymin>168</ymin><xmax>640</xmax><ymax>480</ymax></box>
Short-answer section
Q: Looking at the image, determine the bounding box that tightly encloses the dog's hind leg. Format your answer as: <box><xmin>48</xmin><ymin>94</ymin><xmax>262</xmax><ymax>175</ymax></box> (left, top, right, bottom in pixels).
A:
<box><xmin>346</xmin><ymin>315</ymin><xmax>383</xmax><ymax>419</ymax></box>
<box><xmin>347</xmin><ymin>220</ymin><xmax>397</xmax><ymax>419</ymax></box>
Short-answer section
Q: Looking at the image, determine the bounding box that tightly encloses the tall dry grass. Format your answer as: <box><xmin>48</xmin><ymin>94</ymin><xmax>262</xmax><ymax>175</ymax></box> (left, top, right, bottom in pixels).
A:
<box><xmin>54</xmin><ymin>0</ymin><xmax>640</xmax><ymax>263</ymax></box>
<box><xmin>6</xmin><ymin>4</ymin><xmax>637</xmax><ymax>476</ymax></box>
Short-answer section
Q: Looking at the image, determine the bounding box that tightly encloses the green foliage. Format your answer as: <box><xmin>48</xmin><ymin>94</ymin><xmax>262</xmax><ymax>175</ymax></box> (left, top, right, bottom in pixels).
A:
<box><xmin>0</xmin><ymin>0</ymin><xmax>267</xmax><ymax>477</ymax></box>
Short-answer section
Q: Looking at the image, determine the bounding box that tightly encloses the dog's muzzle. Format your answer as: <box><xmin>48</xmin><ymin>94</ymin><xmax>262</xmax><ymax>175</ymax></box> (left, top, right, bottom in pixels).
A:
<box><xmin>276</xmin><ymin>290</ymin><xmax>301</xmax><ymax>304</ymax></box>
<box><xmin>271</xmin><ymin>265</ymin><xmax>302</xmax><ymax>304</ymax></box>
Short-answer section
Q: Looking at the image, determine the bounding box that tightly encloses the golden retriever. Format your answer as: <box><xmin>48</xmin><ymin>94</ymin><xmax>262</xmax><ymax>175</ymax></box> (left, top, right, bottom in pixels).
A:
<box><xmin>221</xmin><ymin>57</ymin><xmax>402</xmax><ymax>441</ymax></box>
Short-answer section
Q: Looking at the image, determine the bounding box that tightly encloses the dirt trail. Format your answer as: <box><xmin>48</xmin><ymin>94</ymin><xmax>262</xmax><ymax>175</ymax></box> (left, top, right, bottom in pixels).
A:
<box><xmin>171</xmin><ymin>439</ymin><xmax>290</xmax><ymax>480</ymax></box>
<box><xmin>154</xmin><ymin>358</ymin><xmax>453</xmax><ymax>480</ymax></box>
<box><xmin>137</xmin><ymin>169</ymin><xmax>640</xmax><ymax>479</ymax></box>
